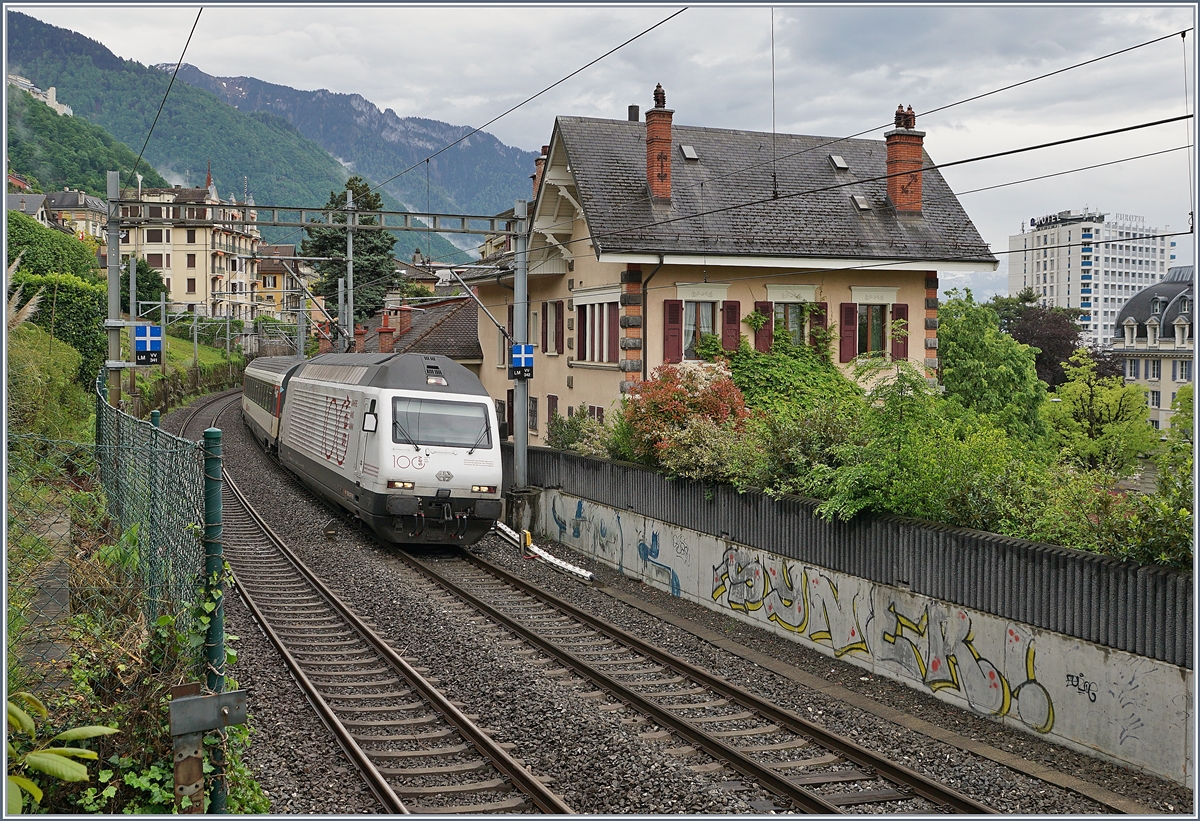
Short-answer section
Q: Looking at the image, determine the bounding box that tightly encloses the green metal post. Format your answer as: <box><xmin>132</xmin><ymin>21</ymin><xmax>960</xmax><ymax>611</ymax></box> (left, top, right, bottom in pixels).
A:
<box><xmin>201</xmin><ymin>427</ymin><xmax>226</xmax><ymax>812</ymax></box>
<box><xmin>150</xmin><ymin>409</ymin><xmax>161</xmax><ymax>428</ymax></box>
<box><xmin>96</xmin><ymin>372</ymin><xmax>108</xmax><ymax>445</ymax></box>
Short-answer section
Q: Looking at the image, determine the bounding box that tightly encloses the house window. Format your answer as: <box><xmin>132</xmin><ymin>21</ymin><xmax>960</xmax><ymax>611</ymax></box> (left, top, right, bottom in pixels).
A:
<box><xmin>187</xmin><ymin>229</ymin><xmax>196</xmax><ymax>244</ymax></box>
<box><xmin>146</xmin><ymin>253</ymin><xmax>163</xmax><ymax>267</ymax></box>
<box><xmin>1178</xmin><ymin>359</ymin><xmax>1192</xmax><ymax>382</ymax></box>
<box><xmin>775</xmin><ymin>302</ymin><xmax>807</xmax><ymax>346</ymax></box>
<box><xmin>164</xmin><ymin>254</ymin><xmax>170</xmax><ymax>267</ymax></box>
<box><xmin>541</xmin><ymin>300</ymin><xmax>564</xmax><ymax>354</ymax></box>
<box><xmin>528</xmin><ymin>397</ymin><xmax>538</xmax><ymax>432</ymax></box>
<box><xmin>146</xmin><ymin>228</ymin><xmax>163</xmax><ymax>243</ymax></box>
<box><xmin>1151</xmin><ymin>418</ymin><xmax>1160</xmax><ymax>430</ymax></box>
<box><xmin>186</xmin><ymin>278</ymin><xmax>196</xmax><ymax>294</ymax></box>
<box><xmin>577</xmin><ymin>301</ymin><xmax>619</xmax><ymax>363</ymax></box>
<box><xmin>165</xmin><ymin>278</ymin><xmax>171</xmax><ymax>291</ymax></box>
<box><xmin>547</xmin><ymin>394</ymin><xmax>559</xmax><ymax>426</ymax></box>
<box><xmin>1128</xmin><ymin>358</ymin><xmax>1141</xmax><ymax>379</ymax></box>
<box><xmin>187</xmin><ymin>253</ymin><xmax>196</xmax><ymax>268</ymax></box>
<box><xmin>1150</xmin><ymin>360</ymin><xmax>1161</xmax><ymax>380</ymax></box>
<box><xmin>858</xmin><ymin>304</ymin><xmax>886</xmax><ymax>355</ymax></box>
<box><xmin>164</xmin><ymin>229</ymin><xmax>171</xmax><ymax>243</ymax></box>
<box><xmin>588</xmin><ymin>405</ymin><xmax>605</xmax><ymax>423</ymax></box>
<box><xmin>149</xmin><ymin>206</ymin><xmax>162</xmax><ymax>218</ymax></box>
<box><xmin>1150</xmin><ymin>390</ymin><xmax>1161</xmax><ymax>408</ymax></box>
<box><xmin>684</xmin><ymin>301</ymin><xmax>717</xmax><ymax>359</ymax></box>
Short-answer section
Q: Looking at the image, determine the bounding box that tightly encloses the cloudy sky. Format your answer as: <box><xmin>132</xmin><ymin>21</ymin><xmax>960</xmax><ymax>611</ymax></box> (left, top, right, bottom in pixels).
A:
<box><xmin>15</xmin><ymin>4</ymin><xmax>1199</xmax><ymax>290</ymax></box>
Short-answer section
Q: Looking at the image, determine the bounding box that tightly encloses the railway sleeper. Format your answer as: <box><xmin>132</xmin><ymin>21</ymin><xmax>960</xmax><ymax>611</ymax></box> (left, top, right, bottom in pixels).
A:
<box><xmin>352</xmin><ymin>728</ymin><xmax>456</xmax><ymax>743</ymax></box>
<box><xmin>390</xmin><ymin>778</ymin><xmax>511</xmax><ymax>796</ymax></box>
<box><xmin>820</xmin><ymin>788</ymin><xmax>912</xmax><ymax>806</ymax></box>
<box><xmin>366</xmin><ymin>743</ymin><xmax>471</xmax><ymax>759</ymax></box>
<box><xmin>588</xmin><ymin>657</ymin><xmax>650</xmax><ymax>667</ymax></box>
<box><xmin>299</xmin><ymin>658</ymin><xmax>388</xmax><ymax>668</ymax></box>
<box><xmin>770</xmin><ymin>753</ymin><xmax>843</xmax><ymax>769</ymax></box>
<box><xmin>327</xmin><ymin>690</ymin><xmax>415</xmax><ymax>701</ymax></box>
<box><xmin>686</xmin><ymin>710</ymin><xmax>755</xmax><ymax>724</ymax></box>
<box><xmin>740</xmin><ymin>738</ymin><xmax>812</xmax><ymax>752</ymax></box>
<box><xmin>313</xmin><ymin>677</ymin><xmax>404</xmax><ymax>688</ymax></box>
<box><xmin>787</xmin><ymin>767</ymin><xmax>872</xmax><ymax>786</ymax></box>
<box><xmin>336</xmin><ymin>704</ymin><xmax>436</xmax><ymax>716</ymax></box>
<box><xmin>708</xmin><ymin>723</ymin><xmax>781</xmax><ymax>738</ymax></box>
<box><xmin>340</xmin><ymin>717</ymin><xmax>442</xmax><ymax>730</ymax></box>
<box><xmin>407</xmin><ymin>795</ymin><xmax>529</xmax><ymax>814</ymax></box>
<box><xmin>664</xmin><ymin>699</ymin><xmax>731</xmax><ymax>710</ymax></box>
<box><xmin>376</xmin><ymin>760</ymin><xmax>489</xmax><ymax>777</ymax></box>
<box><xmin>304</xmin><ymin>667</ymin><xmax>392</xmax><ymax>676</ymax></box>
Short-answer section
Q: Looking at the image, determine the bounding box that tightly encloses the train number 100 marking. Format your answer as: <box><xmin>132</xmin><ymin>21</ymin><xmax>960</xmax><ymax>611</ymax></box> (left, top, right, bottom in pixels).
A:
<box><xmin>393</xmin><ymin>454</ymin><xmax>427</xmax><ymax>470</ymax></box>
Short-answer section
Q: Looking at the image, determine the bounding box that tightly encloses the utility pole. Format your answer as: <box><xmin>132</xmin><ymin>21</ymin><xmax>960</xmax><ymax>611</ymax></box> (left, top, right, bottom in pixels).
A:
<box><xmin>346</xmin><ymin>188</ymin><xmax>355</xmax><ymax>352</ymax></box>
<box><xmin>192</xmin><ymin>311</ymin><xmax>199</xmax><ymax>368</ymax></box>
<box><xmin>513</xmin><ymin>199</ymin><xmax>529</xmax><ymax>489</ymax></box>
<box><xmin>337</xmin><ymin>277</ymin><xmax>346</xmax><ymax>352</ymax></box>
<box><xmin>160</xmin><ymin>292</ymin><xmax>168</xmax><ymax>376</ymax></box>
<box><xmin>297</xmin><ymin>303</ymin><xmax>306</xmax><ymax>358</ymax></box>
<box><xmin>128</xmin><ymin>256</ymin><xmax>137</xmax><ymax>396</ymax></box>
<box><xmin>105</xmin><ymin>171</ymin><xmax>122</xmax><ymax>404</ymax></box>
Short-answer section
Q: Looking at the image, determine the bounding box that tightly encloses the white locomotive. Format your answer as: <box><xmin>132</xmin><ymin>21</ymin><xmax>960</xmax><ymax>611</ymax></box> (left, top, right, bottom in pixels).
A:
<box><xmin>242</xmin><ymin>352</ymin><xmax>504</xmax><ymax>545</ymax></box>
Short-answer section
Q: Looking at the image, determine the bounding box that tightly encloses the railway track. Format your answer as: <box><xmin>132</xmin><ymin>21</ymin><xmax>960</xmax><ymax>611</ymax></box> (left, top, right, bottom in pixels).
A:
<box><xmin>179</xmin><ymin>392</ymin><xmax>572</xmax><ymax>814</ymax></box>
<box><xmin>400</xmin><ymin>549</ymin><xmax>998</xmax><ymax>815</ymax></box>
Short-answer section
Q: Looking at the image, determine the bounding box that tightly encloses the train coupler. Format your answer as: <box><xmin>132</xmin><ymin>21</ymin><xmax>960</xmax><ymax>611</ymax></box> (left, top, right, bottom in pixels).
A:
<box><xmin>409</xmin><ymin>512</ymin><xmax>426</xmax><ymax>538</ymax></box>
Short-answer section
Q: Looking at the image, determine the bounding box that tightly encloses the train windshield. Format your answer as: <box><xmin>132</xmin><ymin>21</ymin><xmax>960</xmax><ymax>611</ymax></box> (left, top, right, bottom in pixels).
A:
<box><xmin>391</xmin><ymin>397</ymin><xmax>492</xmax><ymax>449</ymax></box>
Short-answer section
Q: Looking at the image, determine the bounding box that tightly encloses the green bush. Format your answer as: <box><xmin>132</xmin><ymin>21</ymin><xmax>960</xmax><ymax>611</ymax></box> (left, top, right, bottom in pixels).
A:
<box><xmin>6</xmin><ymin>323</ymin><xmax>94</xmax><ymax>439</ymax></box>
<box><xmin>7</xmin><ymin>210</ymin><xmax>102</xmax><ymax>284</ymax></box>
<box><xmin>10</xmin><ymin>270</ymin><xmax>106</xmax><ymax>384</ymax></box>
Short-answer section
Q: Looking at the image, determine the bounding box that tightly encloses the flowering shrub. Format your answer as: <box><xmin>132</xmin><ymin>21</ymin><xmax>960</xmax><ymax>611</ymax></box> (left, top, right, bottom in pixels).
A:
<box><xmin>619</xmin><ymin>363</ymin><xmax>749</xmax><ymax>467</ymax></box>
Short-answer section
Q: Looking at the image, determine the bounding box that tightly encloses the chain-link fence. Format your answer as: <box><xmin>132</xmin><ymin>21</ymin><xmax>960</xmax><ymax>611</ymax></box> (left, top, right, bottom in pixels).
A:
<box><xmin>6</xmin><ymin>387</ymin><xmax>208</xmax><ymax>699</ymax></box>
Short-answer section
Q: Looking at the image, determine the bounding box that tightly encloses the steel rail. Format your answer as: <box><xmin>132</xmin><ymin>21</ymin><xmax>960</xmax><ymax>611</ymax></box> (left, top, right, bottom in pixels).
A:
<box><xmin>402</xmin><ymin>552</ymin><xmax>851</xmax><ymax>814</ymax></box>
<box><xmin>463</xmin><ymin>551</ymin><xmax>997</xmax><ymax>815</ymax></box>
<box><xmin>221</xmin><ymin>470</ymin><xmax>574</xmax><ymax>814</ymax></box>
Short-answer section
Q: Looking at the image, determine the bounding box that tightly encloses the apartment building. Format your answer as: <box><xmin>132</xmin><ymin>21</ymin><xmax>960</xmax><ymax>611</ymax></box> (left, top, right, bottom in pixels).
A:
<box><xmin>45</xmin><ymin>188</ymin><xmax>107</xmax><ymax>243</ymax></box>
<box><xmin>1112</xmin><ymin>265</ymin><xmax>1193</xmax><ymax>430</ymax></box>
<box><xmin>120</xmin><ymin>181</ymin><xmax>261</xmax><ymax>318</ymax></box>
<box><xmin>1008</xmin><ymin>210</ymin><xmax>1176</xmax><ymax>348</ymax></box>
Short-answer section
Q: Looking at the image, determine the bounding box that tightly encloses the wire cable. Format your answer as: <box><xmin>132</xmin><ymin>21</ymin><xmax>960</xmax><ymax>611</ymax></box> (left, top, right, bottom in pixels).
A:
<box><xmin>124</xmin><ymin>8</ymin><xmax>203</xmax><ymax>198</ymax></box>
<box><xmin>1182</xmin><ymin>31</ymin><xmax>1195</xmax><ymax>227</ymax></box>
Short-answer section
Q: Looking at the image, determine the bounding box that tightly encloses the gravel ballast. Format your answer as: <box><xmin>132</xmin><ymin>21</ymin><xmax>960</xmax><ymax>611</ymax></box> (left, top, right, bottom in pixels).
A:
<box><xmin>196</xmin><ymin>399</ymin><xmax>1191</xmax><ymax>814</ymax></box>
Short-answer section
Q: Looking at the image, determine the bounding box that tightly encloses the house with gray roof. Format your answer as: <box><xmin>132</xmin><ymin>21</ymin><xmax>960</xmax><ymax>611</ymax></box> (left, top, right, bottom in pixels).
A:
<box><xmin>472</xmin><ymin>86</ymin><xmax>998</xmax><ymax>437</ymax></box>
<box><xmin>1113</xmin><ymin>264</ymin><xmax>1193</xmax><ymax>430</ymax></box>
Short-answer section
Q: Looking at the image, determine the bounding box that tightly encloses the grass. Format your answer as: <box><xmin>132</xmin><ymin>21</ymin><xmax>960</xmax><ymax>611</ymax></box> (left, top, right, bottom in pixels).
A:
<box><xmin>118</xmin><ymin>327</ymin><xmax>239</xmax><ymax>371</ymax></box>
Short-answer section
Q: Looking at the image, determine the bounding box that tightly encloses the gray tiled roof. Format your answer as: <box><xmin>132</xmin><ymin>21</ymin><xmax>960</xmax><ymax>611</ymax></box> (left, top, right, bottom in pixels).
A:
<box><xmin>554</xmin><ymin>117</ymin><xmax>996</xmax><ymax>264</ymax></box>
<box><xmin>45</xmin><ymin>190</ymin><xmax>106</xmax><ymax>212</ymax></box>
<box><xmin>1116</xmin><ymin>265</ymin><xmax>1193</xmax><ymax>337</ymax></box>
<box><xmin>361</xmin><ymin>299</ymin><xmax>482</xmax><ymax>360</ymax></box>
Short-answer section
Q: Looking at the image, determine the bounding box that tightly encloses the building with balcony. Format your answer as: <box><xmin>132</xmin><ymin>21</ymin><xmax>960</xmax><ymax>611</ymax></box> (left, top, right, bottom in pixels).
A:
<box><xmin>120</xmin><ymin>179</ymin><xmax>260</xmax><ymax>318</ymax></box>
<box><xmin>1111</xmin><ymin>265</ymin><xmax>1193</xmax><ymax>430</ymax></box>
<box><xmin>1008</xmin><ymin>210</ymin><xmax>1175</xmax><ymax>348</ymax></box>
<box><xmin>45</xmin><ymin>188</ymin><xmax>107</xmax><ymax>243</ymax></box>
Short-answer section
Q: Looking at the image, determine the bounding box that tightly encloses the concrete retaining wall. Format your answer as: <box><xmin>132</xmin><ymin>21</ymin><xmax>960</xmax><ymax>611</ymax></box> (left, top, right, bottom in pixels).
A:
<box><xmin>521</xmin><ymin>489</ymin><xmax>1195</xmax><ymax>785</ymax></box>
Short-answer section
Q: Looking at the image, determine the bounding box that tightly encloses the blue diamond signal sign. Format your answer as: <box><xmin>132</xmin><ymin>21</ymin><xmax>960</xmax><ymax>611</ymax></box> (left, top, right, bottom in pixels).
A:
<box><xmin>509</xmin><ymin>343</ymin><xmax>534</xmax><ymax>380</ymax></box>
<box><xmin>134</xmin><ymin>325</ymin><xmax>163</xmax><ymax>366</ymax></box>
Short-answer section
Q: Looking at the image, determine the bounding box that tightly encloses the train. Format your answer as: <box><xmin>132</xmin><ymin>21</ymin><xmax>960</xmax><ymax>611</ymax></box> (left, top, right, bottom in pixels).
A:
<box><xmin>242</xmin><ymin>352</ymin><xmax>504</xmax><ymax>545</ymax></box>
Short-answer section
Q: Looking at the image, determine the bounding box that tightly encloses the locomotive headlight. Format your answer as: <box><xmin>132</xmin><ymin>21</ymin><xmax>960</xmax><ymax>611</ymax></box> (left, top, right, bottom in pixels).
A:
<box><xmin>388</xmin><ymin>480</ymin><xmax>415</xmax><ymax>490</ymax></box>
<box><xmin>471</xmin><ymin>485</ymin><xmax>497</xmax><ymax>493</ymax></box>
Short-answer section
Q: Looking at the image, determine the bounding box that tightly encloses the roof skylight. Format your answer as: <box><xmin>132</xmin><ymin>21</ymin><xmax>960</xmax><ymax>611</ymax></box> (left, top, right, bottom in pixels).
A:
<box><xmin>851</xmin><ymin>194</ymin><xmax>870</xmax><ymax>211</ymax></box>
<box><xmin>830</xmin><ymin>155</ymin><xmax>849</xmax><ymax>171</ymax></box>
<box><xmin>680</xmin><ymin>145</ymin><xmax>699</xmax><ymax>161</ymax></box>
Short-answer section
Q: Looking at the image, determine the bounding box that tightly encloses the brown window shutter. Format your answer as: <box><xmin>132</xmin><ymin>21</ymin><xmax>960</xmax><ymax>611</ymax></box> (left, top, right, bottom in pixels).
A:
<box><xmin>663</xmin><ymin>299</ymin><xmax>683</xmax><ymax>363</ymax></box>
<box><xmin>891</xmin><ymin>303</ymin><xmax>909</xmax><ymax>360</ymax></box>
<box><xmin>577</xmin><ymin>305</ymin><xmax>587</xmax><ymax>360</ymax></box>
<box><xmin>721</xmin><ymin>300</ymin><xmax>741</xmax><ymax>351</ymax></box>
<box><xmin>547</xmin><ymin>394</ymin><xmax>558</xmax><ymax>424</ymax></box>
<box><xmin>507</xmin><ymin>304</ymin><xmax>514</xmax><ymax>341</ymax></box>
<box><xmin>810</xmin><ymin>301</ymin><xmax>828</xmax><ymax>347</ymax></box>
<box><xmin>753</xmin><ymin>300</ymin><xmax>773</xmax><ymax>352</ymax></box>
<box><xmin>607</xmin><ymin>303</ymin><xmax>619</xmax><ymax>362</ymax></box>
<box><xmin>597</xmin><ymin>407</ymin><xmax>604</xmax><ymax>424</ymax></box>
<box><xmin>554</xmin><ymin>300</ymin><xmax>564</xmax><ymax>354</ymax></box>
<box><xmin>506</xmin><ymin>389</ymin><xmax>514</xmax><ymax>436</ymax></box>
<box><xmin>541</xmin><ymin>301</ymin><xmax>548</xmax><ymax>352</ymax></box>
<box><xmin>839</xmin><ymin>303</ymin><xmax>858</xmax><ymax>362</ymax></box>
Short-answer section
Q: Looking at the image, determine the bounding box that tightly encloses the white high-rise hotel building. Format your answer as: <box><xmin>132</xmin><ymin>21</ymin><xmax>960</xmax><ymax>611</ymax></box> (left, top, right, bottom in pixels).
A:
<box><xmin>1007</xmin><ymin>210</ymin><xmax>1178</xmax><ymax>348</ymax></box>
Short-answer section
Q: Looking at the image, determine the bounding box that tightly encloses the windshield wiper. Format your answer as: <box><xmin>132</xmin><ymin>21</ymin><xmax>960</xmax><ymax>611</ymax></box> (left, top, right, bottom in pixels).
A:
<box><xmin>393</xmin><ymin>419</ymin><xmax>421</xmax><ymax>452</ymax></box>
<box><xmin>467</xmin><ymin>423</ymin><xmax>490</xmax><ymax>455</ymax></box>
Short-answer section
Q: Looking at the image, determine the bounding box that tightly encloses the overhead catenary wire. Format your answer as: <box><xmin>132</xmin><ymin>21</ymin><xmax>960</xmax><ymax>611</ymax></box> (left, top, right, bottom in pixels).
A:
<box><xmin>123</xmin><ymin>8</ymin><xmax>203</xmax><ymax>199</ymax></box>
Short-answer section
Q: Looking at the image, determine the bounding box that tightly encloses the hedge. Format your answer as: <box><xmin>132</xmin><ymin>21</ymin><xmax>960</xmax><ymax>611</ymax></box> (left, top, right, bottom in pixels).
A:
<box><xmin>10</xmin><ymin>270</ymin><xmax>106</xmax><ymax>384</ymax></box>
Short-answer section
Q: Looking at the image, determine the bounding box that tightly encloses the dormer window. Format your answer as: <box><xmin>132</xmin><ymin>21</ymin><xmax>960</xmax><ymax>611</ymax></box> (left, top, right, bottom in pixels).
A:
<box><xmin>1151</xmin><ymin>296</ymin><xmax>1163</xmax><ymax>314</ymax></box>
<box><xmin>1123</xmin><ymin>317</ymin><xmax>1137</xmax><ymax>347</ymax></box>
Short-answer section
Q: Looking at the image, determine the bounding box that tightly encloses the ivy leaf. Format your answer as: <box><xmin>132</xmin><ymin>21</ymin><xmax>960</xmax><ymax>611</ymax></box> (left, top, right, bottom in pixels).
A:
<box><xmin>24</xmin><ymin>751</ymin><xmax>89</xmax><ymax>782</ymax></box>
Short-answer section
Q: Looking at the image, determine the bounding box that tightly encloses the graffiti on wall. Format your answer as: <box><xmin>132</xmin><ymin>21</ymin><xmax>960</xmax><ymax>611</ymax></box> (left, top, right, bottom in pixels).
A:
<box><xmin>551</xmin><ymin>497</ymin><xmax>625</xmax><ymax>568</ymax></box>
<box><xmin>637</xmin><ymin>529</ymin><xmax>681</xmax><ymax>597</ymax></box>
<box><xmin>710</xmin><ymin>545</ymin><xmax>1054</xmax><ymax>733</ymax></box>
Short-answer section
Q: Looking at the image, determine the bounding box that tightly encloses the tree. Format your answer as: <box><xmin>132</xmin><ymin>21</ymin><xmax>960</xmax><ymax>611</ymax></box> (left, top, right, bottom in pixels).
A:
<box><xmin>117</xmin><ymin>258</ymin><xmax>166</xmax><ymax>321</ymax></box>
<box><xmin>300</xmin><ymin>176</ymin><xmax>402</xmax><ymax>328</ymax></box>
<box><xmin>1043</xmin><ymin>349</ymin><xmax>1158</xmax><ymax>474</ymax></box>
<box><xmin>1085</xmin><ymin>343</ymin><xmax>1125</xmax><ymax>379</ymax></box>
<box><xmin>7</xmin><ymin>210</ymin><xmax>101</xmax><ymax>283</ymax></box>
<box><xmin>938</xmin><ymin>289</ymin><xmax>1046</xmax><ymax>439</ymax></box>
<box><xmin>987</xmin><ymin>287</ymin><xmax>1038</xmax><ymax>335</ymax></box>
<box><xmin>1008</xmin><ymin>304</ymin><xmax>1084</xmax><ymax>389</ymax></box>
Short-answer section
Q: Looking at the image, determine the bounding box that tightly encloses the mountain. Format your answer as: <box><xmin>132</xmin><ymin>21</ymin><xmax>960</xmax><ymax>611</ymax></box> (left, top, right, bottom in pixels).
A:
<box><xmin>6</xmin><ymin>11</ymin><xmax>465</xmax><ymax>261</ymax></box>
<box><xmin>159</xmin><ymin>63</ymin><xmax>539</xmax><ymax>237</ymax></box>
<box><xmin>7</xmin><ymin>87</ymin><xmax>170</xmax><ymax>197</ymax></box>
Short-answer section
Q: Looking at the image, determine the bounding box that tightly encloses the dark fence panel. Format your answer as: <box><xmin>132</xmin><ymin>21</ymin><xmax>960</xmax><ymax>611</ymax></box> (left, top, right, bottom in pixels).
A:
<box><xmin>507</xmin><ymin>444</ymin><xmax>1192</xmax><ymax>669</ymax></box>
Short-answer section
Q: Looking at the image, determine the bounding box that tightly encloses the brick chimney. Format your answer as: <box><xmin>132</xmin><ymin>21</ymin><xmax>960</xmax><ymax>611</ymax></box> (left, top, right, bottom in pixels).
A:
<box><xmin>377</xmin><ymin>312</ymin><xmax>395</xmax><ymax>353</ymax></box>
<box><xmin>885</xmin><ymin>104</ymin><xmax>925</xmax><ymax>213</ymax></box>
<box><xmin>532</xmin><ymin>145</ymin><xmax>549</xmax><ymax>201</ymax></box>
<box><xmin>397</xmin><ymin>302</ymin><xmax>413</xmax><ymax>336</ymax></box>
<box><xmin>645</xmin><ymin>84</ymin><xmax>673</xmax><ymax>203</ymax></box>
<box><xmin>354</xmin><ymin>324</ymin><xmax>365</xmax><ymax>353</ymax></box>
<box><xmin>318</xmin><ymin>323</ymin><xmax>333</xmax><ymax>354</ymax></box>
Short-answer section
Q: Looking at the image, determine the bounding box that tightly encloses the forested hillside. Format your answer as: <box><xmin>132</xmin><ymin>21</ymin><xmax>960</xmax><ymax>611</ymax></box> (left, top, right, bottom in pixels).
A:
<box><xmin>7</xmin><ymin>88</ymin><xmax>169</xmax><ymax>196</ymax></box>
<box><xmin>6</xmin><ymin>12</ymin><xmax>467</xmax><ymax>261</ymax></box>
<box><xmin>165</xmin><ymin>64</ymin><xmax>539</xmax><ymax>220</ymax></box>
